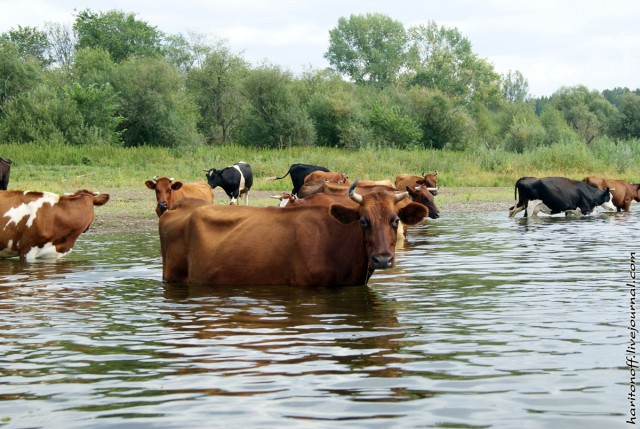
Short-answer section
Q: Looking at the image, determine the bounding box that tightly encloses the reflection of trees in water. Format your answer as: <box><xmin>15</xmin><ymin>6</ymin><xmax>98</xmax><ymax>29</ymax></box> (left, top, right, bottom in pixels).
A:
<box><xmin>162</xmin><ymin>284</ymin><xmax>407</xmax><ymax>379</ymax></box>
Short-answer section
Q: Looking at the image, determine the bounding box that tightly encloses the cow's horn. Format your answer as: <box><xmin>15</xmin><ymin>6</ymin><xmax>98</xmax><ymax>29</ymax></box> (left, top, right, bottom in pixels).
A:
<box><xmin>349</xmin><ymin>180</ymin><xmax>363</xmax><ymax>204</ymax></box>
<box><xmin>169</xmin><ymin>177</ymin><xmax>174</xmax><ymax>182</ymax></box>
<box><xmin>609</xmin><ymin>188</ymin><xmax>616</xmax><ymax>191</ymax></box>
<box><xmin>152</xmin><ymin>176</ymin><xmax>158</xmax><ymax>181</ymax></box>
<box><xmin>434</xmin><ymin>170</ymin><xmax>438</xmax><ymax>175</ymax></box>
<box><xmin>395</xmin><ymin>191</ymin><xmax>408</xmax><ymax>203</ymax></box>
<box><xmin>415</xmin><ymin>186</ymin><xmax>421</xmax><ymax>191</ymax></box>
<box><xmin>421</xmin><ymin>171</ymin><xmax>425</xmax><ymax>176</ymax></box>
<box><xmin>426</xmin><ymin>187</ymin><xmax>438</xmax><ymax>191</ymax></box>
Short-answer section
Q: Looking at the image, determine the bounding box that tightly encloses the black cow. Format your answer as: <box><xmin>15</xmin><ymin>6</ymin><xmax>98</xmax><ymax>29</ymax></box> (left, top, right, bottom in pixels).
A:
<box><xmin>205</xmin><ymin>161</ymin><xmax>253</xmax><ymax>205</ymax></box>
<box><xmin>508</xmin><ymin>176</ymin><xmax>616</xmax><ymax>218</ymax></box>
<box><xmin>273</xmin><ymin>163</ymin><xmax>330</xmax><ymax>196</ymax></box>
<box><xmin>0</xmin><ymin>158</ymin><xmax>11</xmax><ymax>190</ymax></box>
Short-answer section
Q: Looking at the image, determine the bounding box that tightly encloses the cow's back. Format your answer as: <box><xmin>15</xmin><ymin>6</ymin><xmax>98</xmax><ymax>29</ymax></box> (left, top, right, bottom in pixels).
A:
<box><xmin>180</xmin><ymin>205</ymin><xmax>367</xmax><ymax>286</ymax></box>
<box><xmin>178</xmin><ymin>181</ymin><xmax>214</xmax><ymax>205</ymax></box>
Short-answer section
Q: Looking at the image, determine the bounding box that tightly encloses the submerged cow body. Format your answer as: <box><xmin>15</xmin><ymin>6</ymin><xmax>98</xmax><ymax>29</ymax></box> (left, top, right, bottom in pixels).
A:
<box><xmin>145</xmin><ymin>176</ymin><xmax>214</xmax><ymax>217</ymax></box>
<box><xmin>0</xmin><ymin>158</ymin><xmax>11</xmax><ymax>190</ymax></box>
<box><xmin>0</xmin><ymin>189</ymin><xmax>109</xmax><ymax>261</ymax></box>
<box><xmin>205</xmin><ymin>161</ymin><xmax>253</xmax><ymax>205</ymax></box>
<box><xmin>273</xmin><ymin>163</ymin><xmax>330</xmax><ymax>196</ymax></box>
<box><xmin>159</xmin><ymin>183</ymin><xmax>427</xmax><ymax>286</ymax></box>
<box><xmin>583</xmin><ymin>176</ymin><xmax>640</xmax><ymax>212</ymax></box>
<box><xmin>508</xmin><ymin>176</ymin><xmax>615</xmax><ymax>217</ymax></box>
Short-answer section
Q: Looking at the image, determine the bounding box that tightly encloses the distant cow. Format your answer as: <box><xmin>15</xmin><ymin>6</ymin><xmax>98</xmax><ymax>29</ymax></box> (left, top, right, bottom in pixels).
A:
<box><xmin>583</xmin><ymin>176</ymin><xmax>640</xmax><ymax>212</ymax></box>
<box><xmin>205</xmin><ymin>161</ymin><xmax>253</xmax><ymax>205</ymax></box>
<box><xmin>508</xmin><ymin>176</ymin><xmax>615</xmax><ymax>217</ymax></box>
<box><xmin>304</xmin><ymin>171</ymin><xmax>349</xmax><ymax>186</ymax></box>
<box><xmin>145</xmin><ymin>176</ymin><xmax>214</xmax><ymax>217</ymax></box>
<box><xmin>0</xmin><ymin>158</ymin><xmax>11</xmax><ymax>190</ymax></box>
<box><xmin>395</xmin><ymin>171</ymin><xmax>438</xmax><ymax>195</ymax></box>
<box><xmin>0</xmin><ymin>189</ymin><xmax>109</xmax><ymax>261</ymax></box>
<box><xmin>159</xmin><ymin>182</ymin><xmax>427</xmax><ymax>286</ymax></box>
<box><xmin>272</xmin><ymin>163</ymin><xmax>330</xmax><ymax>196</ymax></box>
<box><xmin>298</xmin><ymin>179</ymin><xmax>394</xmax><ymax>199</ymax></box>
<box><xmin>395</xmin><ymin>175</ymin><xmax>440</xmax><ymax>220</ymax></box>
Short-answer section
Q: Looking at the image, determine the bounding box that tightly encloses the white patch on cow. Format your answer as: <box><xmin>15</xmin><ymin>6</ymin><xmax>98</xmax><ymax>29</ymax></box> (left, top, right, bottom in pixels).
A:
<box><xmin>23</xmin><ymin>242</ymin><xmax>67</xmax><ymax>262</ymax></box>
<box><xmin>508</xmin><ymin>201</ymin><xmax>524</xmax><ymax>217</ymax></box>
<box><xmin>229</xmin><ymin>197</ymin><xmax>238</xmax><ymax>205</ymax></box>
<box><xmin>530</xmin><ymin>201</ymin><xmax>552</xmax><ymax>217</ymax></box>
<box><xmin>0</xmin><ymin>239</ymin><xmax>16</xmax><ymax>258</ymax></box>
<box><xmin>565</xmin><ymin>208</ymin><xmax>583</xmax><ymax>217</ymax></box>
<box><xmin>600</xmin><ymin>193</ymin><xmax>616</xmax><ymax>212</ymax></box>
<box><xmin>231</xmin><ymin>163</ymin><xmax>248</xmax><ymax>205</ymax></box>
<box><xmin>2</xmin><ymin>192</ymin><xmax>59</xmax><ymax>229</ymax></box>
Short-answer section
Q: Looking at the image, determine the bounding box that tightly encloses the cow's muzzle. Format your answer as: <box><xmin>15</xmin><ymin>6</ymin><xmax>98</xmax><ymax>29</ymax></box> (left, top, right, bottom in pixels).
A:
<box><xmin>158</xmin><ymin>202</ymin><xmax>168</xmax><ymax>213</ymax></box>
<box><xmin>370</xmin><ymin>254</ymin><xmax>394</xmax><ymax>269</ymax></box>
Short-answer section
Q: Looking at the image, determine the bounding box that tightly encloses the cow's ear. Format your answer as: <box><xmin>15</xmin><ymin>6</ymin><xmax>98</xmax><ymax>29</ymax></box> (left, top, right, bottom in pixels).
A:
<box><xmin>330</xmin><ymin>204</ymin><xmax>360</xmax><ymax>224</ymax></box>
<box><xmin>398</xmin><ymin>202</ymin><xmax>428</xmax><ymax>226</ymax></box>
<box><xmin>145</xmin><ymin>180</ymin><xmax>156</xmax><ymax>190</ymax></box>
<box><xmin>171</xmin><ymin>182</ymin><xmax>184</xmax><ymax>190</ymax></box>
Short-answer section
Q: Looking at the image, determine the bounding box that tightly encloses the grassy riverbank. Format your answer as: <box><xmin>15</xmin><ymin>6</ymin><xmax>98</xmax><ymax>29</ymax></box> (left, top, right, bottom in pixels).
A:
<box><xmin>2</xmin><ymin>142</ymin><xmax>634</xmax><ymax>232</ymax></box>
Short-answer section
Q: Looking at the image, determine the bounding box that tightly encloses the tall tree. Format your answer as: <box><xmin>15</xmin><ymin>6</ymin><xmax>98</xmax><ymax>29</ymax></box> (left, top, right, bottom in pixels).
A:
<box><xmin>406</xmin><ymin>21</ymin><xmax>501</xmax><ymax>107</ymax></box>
<box><xmin>186</xmin><ymin>45</ymin><xmax>249</xmax><ymax>144</ymax></box>
<box><xmin>501</xmin><ymin>70</ymin><xmax>529</xmax><ymax>103</ymax></box>
<box><xmin>0</xmin><ymin>25</ymin><xmax>51</xmax><ymax>66</ymax></box>
<box><xmin>45</xmin><ymin>22</ymin><xmax>75</xmax><ymax>71</ymax></box>
<box><xmin>609</xmin><ymin>92</ymin><xmax>640</xmax><ymax>139</ymax></box>
<box><xmin>73</xmin><ymin>9</ymin><xmax>164</xmax><ymax>63</ymax></box>
<box><xmin>324</xmin><ymin>13</ymin><xmax>407</xmax><ymax>87</ymax></box>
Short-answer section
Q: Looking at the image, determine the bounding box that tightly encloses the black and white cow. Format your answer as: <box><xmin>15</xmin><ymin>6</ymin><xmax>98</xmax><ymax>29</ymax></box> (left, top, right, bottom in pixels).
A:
<box><xmin>508</xmin><ymin>176</ymin><xmax>616</xmax><ymax>217</ymax></box>
<box><xmin>272</xmin><ymin>163</ymin><xmax>330</xmax><ymax>196</ymax></box>
<box><xmin>205</xmin><ymin>161</ymin><xmax>253</xmax><ymax>205</ymax></box>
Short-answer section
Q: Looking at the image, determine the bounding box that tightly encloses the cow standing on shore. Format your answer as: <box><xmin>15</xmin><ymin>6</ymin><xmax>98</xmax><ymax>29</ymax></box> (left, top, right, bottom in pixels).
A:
<box><xmin>205</xmin><ymin>161</ymin><xmax>253</xmax><ymax>205</ymax></box>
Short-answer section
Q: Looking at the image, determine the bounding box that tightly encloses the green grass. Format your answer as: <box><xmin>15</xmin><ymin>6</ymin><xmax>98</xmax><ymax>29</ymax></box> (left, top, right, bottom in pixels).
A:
<box><xmin>3</xmin><ymin>140</ymin><xmax>639</xmax><ymax>193</ymax></box>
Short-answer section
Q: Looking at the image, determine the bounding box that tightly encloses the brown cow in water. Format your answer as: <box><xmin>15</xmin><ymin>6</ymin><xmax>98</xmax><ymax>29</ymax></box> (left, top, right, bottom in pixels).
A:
<box><xmin>583</xmin><ymin>176</ymin><xmax>640</xmax><ymax>212</ymax></box>
<box><xmin>395</xmin><ymin>171</ymin><xmax>438</xmax><ymax>195</ymax></box>
<box><xmin>0</xmin><ymin>189</ymin><xmax>109</xmax><ymax>261</ymax></box>
<box><xmin>395</xmin><ymin>176</ymin><xmax>440</xmax><ymax>220</ymax></box>
<box><xmin>303</xmin><ymin>171</ymin><xmax>350</xmax><ymax>186</ymax></box>
<box><xmin>159</xmin><ymin>183</ymin><xmax>427</xmax><ymax>286</ymax></box>
<box><xmin>145</xmin><ymin>176</ymin><xmax>214</xmax><ymax>217</ymax></box>
<box><xmin>0</xmin><ymin>158</ymin><xmax>11</xmax><ymax>190</ymax></box>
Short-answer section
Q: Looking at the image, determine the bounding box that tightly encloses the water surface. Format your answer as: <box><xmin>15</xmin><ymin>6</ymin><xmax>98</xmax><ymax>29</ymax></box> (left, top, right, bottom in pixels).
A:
<box><xmin>0</xmin><ymin>211</ymin><xmax>635</xmax><ymax>428</ymax></box>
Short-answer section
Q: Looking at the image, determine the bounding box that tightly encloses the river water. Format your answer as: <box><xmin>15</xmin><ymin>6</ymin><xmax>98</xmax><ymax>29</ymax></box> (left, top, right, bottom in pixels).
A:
<box><xmin>0</xmin><ymin>210</ymin><xmax>636</xmax><ymax>428</ymax></box>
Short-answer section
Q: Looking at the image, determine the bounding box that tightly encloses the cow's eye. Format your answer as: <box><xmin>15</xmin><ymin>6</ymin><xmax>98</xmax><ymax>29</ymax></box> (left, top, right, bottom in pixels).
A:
<box><xmin>359</xmin><ymin>218</ymin><xmax>369</xmax><ymax>228</ymax></box>
<box><xmin>391</xmin><ymin>217</ymin><xmax>400</xmax><ymax>228</ymax></box>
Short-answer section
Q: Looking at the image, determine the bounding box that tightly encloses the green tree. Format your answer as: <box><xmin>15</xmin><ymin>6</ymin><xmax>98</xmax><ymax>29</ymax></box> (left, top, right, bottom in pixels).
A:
<box><xmin>44</xmin><ymin>22</ymin><xmax>75</xmax><ymax>72</ymax></box>
<box><xmin>0</xmin><ymin>25</ymin><xmax>50</xmax><ymax>66</ymax></box>
<box><xmin>325</xmin><ymin>13</ymin><xmax>407</xmax><ymax>87</ymax></box>
<box><xmin>551</xmin><ymin>85</ymin><xmax>616</xmax><ymax>144</ymax></box>
<box><xmin>113</xmin><ymin>57</ymin><xmax>200</xmax><ymax>147</ymax></box>
<box><xmin>74</xmin><ymin>9</ymin><xmax>164</xmax><ymax>63</ymax></box>
<box><xmin>239</xmin><ymin>64</ymin><xmax>315</xmax><ymax>148</ymax></box>
<box><xmin>406</xmin><ymin>21</ymin><xmax>502</xmax><ymax>107</ymax></box>
<box><xmin>501</xmin><ymin>70</ymin><xmax>529</xmax><ymax>103</ymax></box>
<box><xmin>186</xmin><ymin>45</ymin><xmax>248</xmax><ymax>144</ymax></box>
<box><xmin>0</xmin><ymin>42</ymin><xmax>43</xmax><ymax>106</ymax></box>
<box><xmin>609</xmin><ymin>92</ymin><xmax>640</xmax><ymax>139</ymax></box>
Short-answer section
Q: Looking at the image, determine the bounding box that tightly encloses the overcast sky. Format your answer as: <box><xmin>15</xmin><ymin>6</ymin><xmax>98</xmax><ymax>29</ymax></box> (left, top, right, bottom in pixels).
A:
<box><xmin>1</xmin><ymin>0</ymin><xmax>638</xmax><ymax>97</ymax></box>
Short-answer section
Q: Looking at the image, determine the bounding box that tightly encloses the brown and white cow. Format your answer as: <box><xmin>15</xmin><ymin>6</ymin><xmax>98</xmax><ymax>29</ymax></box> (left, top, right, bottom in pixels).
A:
<box><xmin>159</xmin><ymin>182</ymin><xmax>427</xmax><ymax>286</ymax></box>
<box><xmin>0</xmin><ymin>189</ymin><xmax>109</xmax><ymax>261</ymax></box>
<box><xmin>0</xmin><ymin>157</ymin><xmax>11</xmax><ymax>190</ymax></box>
<box><xmin>583</xmin><ymin>176</ymin><xmax>640</xmax><ymax>212</ymax></box>
<box><xmin>145</xmin><ymin>176</ymin><xmax>214</xmax><ymax>217</ymax></box>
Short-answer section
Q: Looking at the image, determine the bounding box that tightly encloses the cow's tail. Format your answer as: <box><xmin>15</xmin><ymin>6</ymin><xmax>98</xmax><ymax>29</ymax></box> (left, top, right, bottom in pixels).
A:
<box><xmin>270</xmin><ymin>169</ymin><xmax>291</xmax><ymax>181</ymax></box>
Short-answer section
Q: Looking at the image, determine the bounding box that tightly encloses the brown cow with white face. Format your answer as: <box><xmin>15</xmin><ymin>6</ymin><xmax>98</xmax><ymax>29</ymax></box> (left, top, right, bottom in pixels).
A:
<box><xmin>159</xmin><ymin>182</ymin><xmax>427</xmax><ymax>286</ymax></box>
<box><xmin>0</xmin><ymin>189</ymin><xmax>109</xmax><ymax>261</ymax></box>
<box><xmin>583</xmin><ymin>176</ymin><xmax>640</xmax><ymax>212</ymax></box>
<box><xmin>145</xmin><ymin>176</ymin><xmax>214</xmax><ymax>217</ymax></box>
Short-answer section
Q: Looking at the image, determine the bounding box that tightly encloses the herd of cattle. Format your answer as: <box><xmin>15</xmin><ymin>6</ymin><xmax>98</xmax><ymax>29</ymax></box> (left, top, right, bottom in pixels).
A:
<box><xmin>0</xmin><ymin>156</ymin><xmax>638</xmax><ymax>286</ymax></box>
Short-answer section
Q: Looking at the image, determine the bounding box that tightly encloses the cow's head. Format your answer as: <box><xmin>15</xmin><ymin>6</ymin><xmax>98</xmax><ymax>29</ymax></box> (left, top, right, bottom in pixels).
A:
<box><xmin>204</xmin><ymin>169</ymin><xmax>222</xmax><ymax>189</ymax></box>
<box><xmin>633</xmin><ymin>184</ymin><xmax>640</xmax><ymax>202</ymax></box>
<box><xmin>329</xmin><ymin>181</ymin><xmax>427</xmax><ymax>269</ymax></box>
<box><xmin>406</xmin><ymin>186</ymin><xmax>440</xmax><ymax>219</ymax></box>
<box><xmin>418</xmin><ymin>171</ymin><xmax>438</xmax><ymax>195</ymax></box>
<box><xmin>145</xmin><ymin>176</ymin><xmax>183</xmax><ymax>217</ymax></box>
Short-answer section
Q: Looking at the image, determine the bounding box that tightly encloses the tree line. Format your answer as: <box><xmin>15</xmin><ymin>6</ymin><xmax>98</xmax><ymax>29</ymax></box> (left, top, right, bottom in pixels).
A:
<box><xmin>1</xmin><ymin>9</ymin><xmax>639</xmax><ymax>153</ymax></box>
